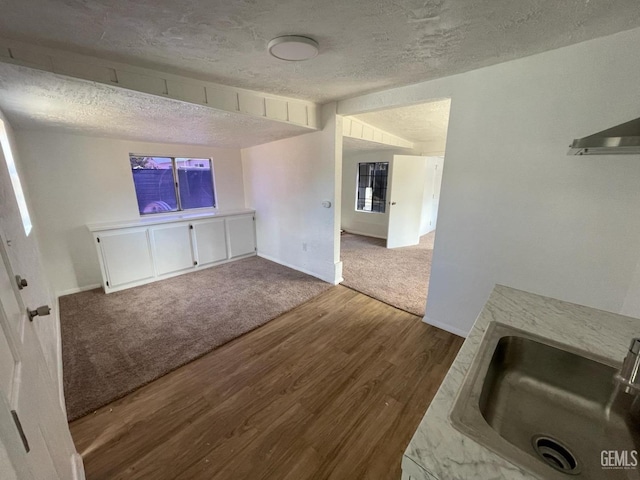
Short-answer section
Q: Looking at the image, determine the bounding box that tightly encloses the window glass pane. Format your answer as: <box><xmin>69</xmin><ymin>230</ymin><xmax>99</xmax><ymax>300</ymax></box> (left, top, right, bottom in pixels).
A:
<box><xmin>176</xmin><ymin>158</ymin><xmax>215</xmax><ymax>210</ymax></box>
<box><xmin>130</xmin><ymin>156</ymin><xmax>178</xmax><ymax>215</ymax></box>
<box><xmin>356</xmin><ymin>162</ymin><xmax>388</xmax><ymax>213</ymax></box>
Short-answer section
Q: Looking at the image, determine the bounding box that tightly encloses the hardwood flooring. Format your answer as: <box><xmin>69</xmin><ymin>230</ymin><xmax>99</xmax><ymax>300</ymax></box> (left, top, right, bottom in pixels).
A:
<box><xmin>70</xmin><ymin>286</ymin><xmax>463</xmax><ymax>480</ymax></box>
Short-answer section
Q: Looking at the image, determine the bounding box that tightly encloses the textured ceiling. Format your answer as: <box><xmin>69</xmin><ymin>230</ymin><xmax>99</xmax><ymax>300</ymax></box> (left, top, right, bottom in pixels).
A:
<box><xmin>0</xmin><ymin>64</ymin><xmax>311</xmax><ymax>148</ymax></box>
<box><xmin>1</xmin><ymin>1</ymin><xmax>640</xmax><ymax>102</ymax></box>
<box><xmin>353</xmin><ymin>99</ymin><xmax>451</xmax><ymax>144</ymax></box>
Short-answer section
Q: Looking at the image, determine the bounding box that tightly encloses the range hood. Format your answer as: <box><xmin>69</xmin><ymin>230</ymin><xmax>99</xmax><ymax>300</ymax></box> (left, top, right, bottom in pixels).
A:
<box><xmin>568</xmin><ymin>118</ymin><xmax>640</xmax><ymax>155</ymax></box>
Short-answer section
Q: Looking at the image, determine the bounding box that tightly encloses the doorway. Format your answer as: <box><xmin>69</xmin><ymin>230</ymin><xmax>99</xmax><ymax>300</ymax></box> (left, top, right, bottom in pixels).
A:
<box><xmin>338</xmin><ymin>99</ymin><xmax>450</xmax><ymax>317</ymax></box>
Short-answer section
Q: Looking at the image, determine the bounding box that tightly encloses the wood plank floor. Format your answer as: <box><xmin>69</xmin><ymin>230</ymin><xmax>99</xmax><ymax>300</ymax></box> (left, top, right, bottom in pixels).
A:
<box><xmin>70</xmin><ymin>286</ymin><xmax>463</xmax><ymax>480</ymax></box>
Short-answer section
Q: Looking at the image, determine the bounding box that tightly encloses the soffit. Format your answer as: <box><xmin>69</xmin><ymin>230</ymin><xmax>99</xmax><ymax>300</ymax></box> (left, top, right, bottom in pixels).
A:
<box><xmin>352</xmin><ymin>99</ymin><xmax>451</xmax><ymax>145</ymax></box>
<box><xmin>0</xmin><ymin>63</ymin><xmax>311</xmax><ymax>148</ymax></box>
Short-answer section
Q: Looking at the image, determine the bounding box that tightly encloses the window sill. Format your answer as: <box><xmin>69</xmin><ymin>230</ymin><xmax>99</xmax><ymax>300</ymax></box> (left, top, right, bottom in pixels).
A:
<box><xmin>87</xmin><ymin>208</ymin><xmax>255</xmax><ymax>233</ymax></box>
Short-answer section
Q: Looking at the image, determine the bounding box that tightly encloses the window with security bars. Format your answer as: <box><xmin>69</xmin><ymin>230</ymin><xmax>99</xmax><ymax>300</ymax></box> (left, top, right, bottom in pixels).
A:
<box><xmin>130</xmin><ymin>155</ymin><xmax>216</xmax><ymax>215</ymax></box>
<box><xmin>356</xmin><ymin>162</ymin><xmax>388</xmax><ymax>213</ymax></box>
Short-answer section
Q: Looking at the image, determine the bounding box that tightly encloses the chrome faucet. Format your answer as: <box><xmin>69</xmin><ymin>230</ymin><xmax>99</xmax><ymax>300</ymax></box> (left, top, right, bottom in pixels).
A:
<box><xmin>615</xmin><ymin>338</ymin><xmax>640</xmax><ymax>395</ymax></box>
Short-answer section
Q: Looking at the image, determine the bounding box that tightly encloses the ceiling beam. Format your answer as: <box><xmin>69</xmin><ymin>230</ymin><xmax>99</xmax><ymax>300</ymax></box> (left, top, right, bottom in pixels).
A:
<box><xmin>0</xmin><ymin>38</ymin><xmax>320</xmax><ymax>131</ymax></box>
<box><xmin>342</xmin><ymin>117</ymin><xmax>413</xmax><ymax>149</ymax></box>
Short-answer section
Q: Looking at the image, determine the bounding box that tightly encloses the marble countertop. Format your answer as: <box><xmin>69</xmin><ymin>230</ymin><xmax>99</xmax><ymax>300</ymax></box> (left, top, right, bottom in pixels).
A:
<box><xmin>403</xmin><ymin>284</ymin><xmax>639</xmax><ymax>480</ymax></box>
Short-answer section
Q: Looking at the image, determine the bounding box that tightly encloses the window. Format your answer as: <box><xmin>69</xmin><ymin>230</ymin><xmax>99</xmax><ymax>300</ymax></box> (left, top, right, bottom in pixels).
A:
<box><xmin>0</xmin><ymin>120</ymin><xmax>32</xmax><ymax>235</ymax></box>
<box><xmin>356</xmin><ymin>162</ymin><xmax>388</xmax><ymax>213</ymax></box>
<box><xmin>130</xmin><ymin>155</ymin><xmax>216</xmax><ymax>215</ymax></box>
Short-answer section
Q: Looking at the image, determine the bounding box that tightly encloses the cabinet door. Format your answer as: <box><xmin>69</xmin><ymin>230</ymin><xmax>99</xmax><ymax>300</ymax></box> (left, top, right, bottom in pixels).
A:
<box><xmin>99</xmin><ymin>229</ymin><xmax>154</xmax><ymax>288</ymax></box>
<box><xmin>150</xmin><ymin>223</ymin><xmax>195</xmax><ymax>276</ymax></box>
<box><xmin>192</xmin><ymin>218</ymin><xmax>227</xmax><ymax>267</ymax></box>
<box><xmin>226</xmin><ymin>215</ymin><xmax>256</xmax><ymax>259</ymax></box>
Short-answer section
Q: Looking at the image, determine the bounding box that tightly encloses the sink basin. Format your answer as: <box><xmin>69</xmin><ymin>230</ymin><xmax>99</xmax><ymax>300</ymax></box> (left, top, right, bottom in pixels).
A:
<box><xmin>451</xmin><ymin>322</ymin><xmax>640</xmax><ymax>479</ymax></box>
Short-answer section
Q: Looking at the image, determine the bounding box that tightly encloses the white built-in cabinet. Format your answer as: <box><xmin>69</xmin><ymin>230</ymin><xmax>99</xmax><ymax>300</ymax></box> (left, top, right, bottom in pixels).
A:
<box><xmin>89</xmin><ymin>210</ymin><xmax>256</xmax><ymax>293</ymax></box>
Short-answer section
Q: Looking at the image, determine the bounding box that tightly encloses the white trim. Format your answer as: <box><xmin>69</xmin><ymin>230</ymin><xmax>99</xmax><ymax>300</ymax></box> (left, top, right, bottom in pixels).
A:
<box><xmin>56</xmin><ymin>283</ymin><xmax>101</xmax><ymax>298</ymax></box>
<box><xmin>422</xmin><ymin>315</ymin><xmax>468</xmax><ymax>338</ymax></box>
<box><xmin>257</xmin><ymin>252</ymin><xmax>335</xmax><ymax>285</ymax></box>
<box><xmin>342</xmin><ymin>117</ymin><xmax>414</xmax><ymax>149</ymax></box>
<box><xmin>71</xmin><ymin>453</ymin><xmax>86</xmax><ymax>480</ymax></box>
<box><xmin>341</xmin><ymin>229</ymin><xmax>387</xmax><ymax>240</ymax></box>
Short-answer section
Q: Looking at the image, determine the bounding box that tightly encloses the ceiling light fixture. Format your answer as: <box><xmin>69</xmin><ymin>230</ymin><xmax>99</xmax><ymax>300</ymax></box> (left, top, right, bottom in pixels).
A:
<box><xmin>268</xmin><ymin>35</ymin><xmax>319</xmax><ymax>61</ymax></box>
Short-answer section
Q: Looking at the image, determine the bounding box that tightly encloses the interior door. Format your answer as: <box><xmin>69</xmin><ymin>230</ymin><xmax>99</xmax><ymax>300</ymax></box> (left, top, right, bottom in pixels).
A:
<box><xmin>0</xmin><ymin>229</ymin><xmax>72</xmax><ymax>479</ymax></box>
<box><xmin>386</xmin><ymin>155</ymin><xmax>428</xmax><ymax>248</ymax></box>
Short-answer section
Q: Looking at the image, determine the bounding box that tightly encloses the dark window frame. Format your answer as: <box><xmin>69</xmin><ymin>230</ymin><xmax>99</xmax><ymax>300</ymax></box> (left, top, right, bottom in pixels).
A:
<box><xmin>355</xmin><ymin>162</ymin><xmax>388</xmax><ymax>214</ymax></box>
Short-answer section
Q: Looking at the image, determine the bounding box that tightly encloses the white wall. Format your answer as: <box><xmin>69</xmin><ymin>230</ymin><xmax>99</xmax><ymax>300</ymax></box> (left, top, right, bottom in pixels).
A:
<box><xmin>338</xmin><ymin>26</ymin><xmax>640</xmax><ymax>336</ymax></box>
<box><xmin>15</xmin><ymin>131</ymin><xmax>246</xmax><ymax>295</ymax></box>
<box><xmin>419</xmin><ymin>156</ymin><xmax>444</xmax><ymax>236</ymax></box>
<box><xmin>242</xmin><ymin>103</ymin><xmax>343</xmax><ymax>284</ymax></box>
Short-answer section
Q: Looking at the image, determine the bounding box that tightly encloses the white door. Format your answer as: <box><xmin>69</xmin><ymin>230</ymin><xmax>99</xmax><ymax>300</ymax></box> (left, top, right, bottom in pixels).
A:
<box><xmin>386</xmin><ymin>155</ymin><xmax>428</xmax><ymax>248</ymax></box>
<box><xmin>0</xmin><ymin>229</ymin><xmax>75</xmax><ymax>479</ymax></box>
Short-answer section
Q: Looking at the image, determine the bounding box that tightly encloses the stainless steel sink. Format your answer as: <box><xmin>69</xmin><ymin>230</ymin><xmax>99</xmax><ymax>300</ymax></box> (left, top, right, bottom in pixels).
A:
<box><xmin>451</xmin><ymin>322</ymin><xmax>640</xmax><ymax>479</ymax></box>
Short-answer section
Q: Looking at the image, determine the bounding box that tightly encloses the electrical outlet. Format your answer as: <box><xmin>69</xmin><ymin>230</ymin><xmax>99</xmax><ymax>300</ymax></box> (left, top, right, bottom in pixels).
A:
<box><xmin>302</xmin><ymin>242</ymin><xmax>307</xmax><ymax>251</ymax></box>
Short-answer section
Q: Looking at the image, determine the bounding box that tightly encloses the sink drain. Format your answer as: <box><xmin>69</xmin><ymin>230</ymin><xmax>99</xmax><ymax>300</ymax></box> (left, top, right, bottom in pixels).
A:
<box><xmin>532</xmin><ymin>435</ymin><xmax>581</xmax><ymax>475</ymax></box>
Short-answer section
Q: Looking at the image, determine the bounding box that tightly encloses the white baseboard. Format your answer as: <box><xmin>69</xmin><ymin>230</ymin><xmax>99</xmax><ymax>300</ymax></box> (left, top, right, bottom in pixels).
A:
<box><xmin>257</xmin><ymin>253</ymin><xmax>335</xmax><ymax>284</ymax></box>
<box><xmin>341</xmin><ymin>229</ymin><xmax>387</xmax><ymax>240</ymax></box>
<box><xmin>71</xmin><ymin>453</ymin><xmax>86</xmax><ymax>480</ymax></box>
<box><xmin>423</xmin><ymin>315</ymin><xmax>469</xmax><ymax>338</ymax></box>
<box><xmin>56</xmin><ymin>283</ymin><xmax>101</xmax><ymax>297</ymax></box>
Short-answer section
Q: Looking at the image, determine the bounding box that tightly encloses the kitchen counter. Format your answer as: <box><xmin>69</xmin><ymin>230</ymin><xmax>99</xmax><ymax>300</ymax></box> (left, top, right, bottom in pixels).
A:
<box><xmin>402</xmin><ymin>285</ymin><xmax>638</xmax><ymax>480</ymax></box>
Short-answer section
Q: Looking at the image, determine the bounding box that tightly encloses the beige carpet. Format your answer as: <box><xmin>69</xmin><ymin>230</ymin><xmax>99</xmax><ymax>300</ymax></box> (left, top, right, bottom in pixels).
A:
<box><xmin>340</xmin><ymin>231</ymin><xmax>435</xmax><ymax>317</ymax></box>
<box><xmin>60</xmin><ymin>256</ymin><xmax>331</xmax><ymax>421</ymax></box>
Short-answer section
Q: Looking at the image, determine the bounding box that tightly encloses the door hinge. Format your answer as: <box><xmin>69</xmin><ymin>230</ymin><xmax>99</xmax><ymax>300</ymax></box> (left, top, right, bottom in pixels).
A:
<box><xmin>97</xmin><ymin>237</ymin><xmax>100</xmax><ymax>243</ymax></box>
<box><xmin>11</xmin><ymin>410</ymin><xmax>29</xmax><ymax>453</ymax></box>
